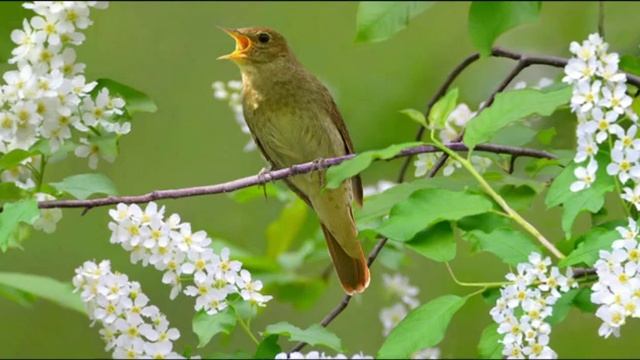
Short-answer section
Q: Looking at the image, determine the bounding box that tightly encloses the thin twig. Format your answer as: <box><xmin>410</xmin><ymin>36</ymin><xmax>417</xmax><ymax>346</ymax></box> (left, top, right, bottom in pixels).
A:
<box><xmin>598</xmin><ymin>1</ymin><xmax>605</xmax><ymax>38</ymax></box>
<box><xmin>38</xmin><ymin>143</ymin><xmax>554</xmax><ymax>210</ymax></box>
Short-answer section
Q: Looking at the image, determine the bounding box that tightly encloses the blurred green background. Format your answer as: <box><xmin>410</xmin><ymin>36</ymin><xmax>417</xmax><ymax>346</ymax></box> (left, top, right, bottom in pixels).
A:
<box><xmin>1</xmin><ymin>1</ymin><xmax>640</xmax><ymax>358</ymax></box>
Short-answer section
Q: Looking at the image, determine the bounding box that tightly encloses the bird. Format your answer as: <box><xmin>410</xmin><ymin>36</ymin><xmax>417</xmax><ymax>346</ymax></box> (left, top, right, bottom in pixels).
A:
<box><xmin>218</xmin><ymin>27</ymin><xmax>370</xmax><ymax>294</ymax></box>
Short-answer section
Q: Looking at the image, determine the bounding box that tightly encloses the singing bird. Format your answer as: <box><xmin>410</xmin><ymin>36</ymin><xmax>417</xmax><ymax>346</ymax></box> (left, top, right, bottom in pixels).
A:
<box><xmin>218</xmin><ymin>27</ymin><xmax>370</xmax><ymax>294</ymax></box>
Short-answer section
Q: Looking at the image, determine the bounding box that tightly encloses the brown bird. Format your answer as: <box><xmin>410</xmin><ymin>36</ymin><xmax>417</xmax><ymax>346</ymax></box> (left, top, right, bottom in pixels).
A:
<box><xmin>218</xmin><ymin>27</ymin><xmax>370</xmax><ymax>294</ymax></box>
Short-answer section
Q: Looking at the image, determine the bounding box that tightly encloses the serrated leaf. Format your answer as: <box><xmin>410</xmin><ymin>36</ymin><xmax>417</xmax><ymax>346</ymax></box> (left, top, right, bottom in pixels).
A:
<box><xmin>94</xmin><ymin>78</ymin><xmax>157</xmax><ymax>115</ymax></box>
<box><xmin>464</xmin><ymin>86</ymin><xmax>571</xmax><ymax>149</ymax></box>
<box><xmin>325</xmin><ymin>142</ymin><xmax>421</xmax><ymax>189</ymax></box>
<box><xmin>263</xmin><ymin>322</ymin><xmax>342</xmax><ymax>352</ymax></box>
<box><xmin>468</xmin><ymin>1</ymin><xmax>541</xmax><ymax>56</ymax></box>
<box><xmin>477</xmin><ymin>323</ymin><xmax>503</xmax><ymax>359</ymax></box>
<box><xmin>254</xmin><ymin>335</ymin><xmax>281</xmax><ymax>359</ymax></box>
<box><xmin>429</xmin><ymin>88</ymin><xmax>459</xmax><ymax>128</ymax></box>
<box><xmin>0</xmin><ymin>199</ymin><xmax>39</xmax><ymax>252</ymax></box>
<box><xmin>192</xmin><ymin>309</ymin><xmax>237</xmax><ymax>348</ymax></box>
<box><xmin>545</xmin><ymin>153</ymin><xmax>614</xmax><ymax>238</ymax></box>
<box><xmin>464</xmin><ymin>228</ymin><xmax>540</xmax><ymax>265</ymax></box>
<box><xmin>0</xmin><ymin>272</ymin><xmax>84</xmax><ymax>313</ymax></box>
<box><xmin>378</xmin><ymin>295</ymin><xmax>466</xmax><ymax>358</ymax></box>
<box><xmin>377</xmin><ymin>188</ymin><xmax>493</xmax><ymax>241</ymax></box>
<box><xmin>406</xmin><ymin>221</ymin><xmax>456</xmax><ymax>262</ymax></box>
<box><xmin>559</xmin><ymin>228</ymin><xmax>618</xmax><ymax>267</ymax></box>
<box><xmin>399</xmin><ymin>108</ymin><xmax>427</xmax><ymax>127</ymax></box>
<box><xmin>355</xmin><ymin>2</ymin><xmax>434</xmax><ymax>43</ymax></box>
<box><xmin>50</xmin><ymin>173</ymin><xmax>118</xmax><ymax>200</ymax></box>
<box><xmin>266</xmin><ymin>198</ymin><xmax>308</xmax><ymax>259</ymax></box>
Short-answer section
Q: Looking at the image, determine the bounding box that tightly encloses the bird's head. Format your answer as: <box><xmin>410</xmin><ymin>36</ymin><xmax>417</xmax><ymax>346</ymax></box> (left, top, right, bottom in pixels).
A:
<box><xmin>217</xmin><ymin>27</ymin><xmax>291</xmax><ymax>65</ymax></box>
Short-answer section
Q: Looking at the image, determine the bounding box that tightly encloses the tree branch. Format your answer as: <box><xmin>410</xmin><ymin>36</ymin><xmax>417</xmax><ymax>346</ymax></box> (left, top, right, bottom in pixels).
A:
<box><xmin>38</xmin><ymin>143</ymin><xmax>554</xmax><ymax>210</ymax></box>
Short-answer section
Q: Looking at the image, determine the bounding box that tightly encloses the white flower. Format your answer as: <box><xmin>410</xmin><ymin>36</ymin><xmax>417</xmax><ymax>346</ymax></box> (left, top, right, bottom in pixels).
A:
<box><xmin>274</xmin><ymin>352</ymin><xmax>373</xmax><ymax>359</ymax></box>
<box><xmin>414</xmin><ymin>153</ymin><xmax>439</xmax><ymax>177</ymax></box>
<box><xmin>574</xmin><ymin>134</ymin><xmax>598</xmax><ymax>163</ymax></box>
<box><xmin>383</xmin><ymin>273</ymin><xmax>419</xmax><ymax>309</ymax></box>
<box><xmin>380</xmin><ymin>303</ymin><xmax>407</xmax><ymax>336</ymax></box>
<box><xmin>570</xmin><ymin>159</ymin><xmax>598</xmax><ymax>192</ymax></box>
<box><xmin>622</xmin><ymin>186</ymin><xmax>640</xmax><ymax>210</ymax></box>
<box><xmin>33</xmin><ymin>192</ymin><xmax>63</xmax><ymax>233</ymax></box>
<box><xmin>212</xmin><ymin>79</ymin><xmax>256</xmax><ymax>151</ymax></box>
<box><xmin>600</xmin><ymin>83</ymin><xmax>633</xmax><ymax>114</ymax></box>
<box><xmin>571</xmin><ymin>79</ymin><xmax>601</xmax><ymax>113</ymax></box>
<box><xmin>363</xmin><ymin>180</ymin><xmax>396</xmax><ymax>197</ymax></box>
<box><xmin>411</xmin><ymin>348</ymin><xmax>441</xmax><ymax>359</ymax></box>
<box><xmin>606</xmin><ymin>147</ymin><xmax>640</xmax><ymax>184</ymax></box>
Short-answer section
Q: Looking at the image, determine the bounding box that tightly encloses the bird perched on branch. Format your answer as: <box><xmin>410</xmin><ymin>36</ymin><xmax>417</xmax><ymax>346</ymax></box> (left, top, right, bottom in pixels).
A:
<box><xmin>218</xmin><ymin>27</ymin><xmax>370</xmax><ymax>294</ymax></box>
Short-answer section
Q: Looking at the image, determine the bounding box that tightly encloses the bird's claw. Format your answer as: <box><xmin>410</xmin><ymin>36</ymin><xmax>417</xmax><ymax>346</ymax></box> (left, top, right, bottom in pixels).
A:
<box><xmin>257</xmin><ymin>166</ymin><xmax>273</xmax><ymax>199</ymax></box>
<box><xmin>311</xmin><ymin>158</ymin><xmax>328</xmax><ymax>188</ymax></box>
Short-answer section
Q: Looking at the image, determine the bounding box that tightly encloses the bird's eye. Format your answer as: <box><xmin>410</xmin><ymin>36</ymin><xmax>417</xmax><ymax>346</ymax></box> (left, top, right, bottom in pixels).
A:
<box><xmin>257</xmin><ymin>33</ymin><xmax>271</xmax><ymax>44</ymax></box>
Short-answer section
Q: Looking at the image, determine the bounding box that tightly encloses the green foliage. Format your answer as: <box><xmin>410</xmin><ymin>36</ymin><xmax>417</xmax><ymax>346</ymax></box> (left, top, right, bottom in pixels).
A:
<box><xmin>463</xmin><ymin>86</ymin><xmax>571</xmax><ymax>149</ymax></box>
<box><xmin>620</xmin><ymin>55</ymin><xmax>640</xmax><ymax>76</ymax></box>
<box><xmin>0</xmin><ymin>199</ymin><xmax>39</xmax><ymax>252</ymax></box>
<box><xmin>429</xmin><ymin>88</ymin><xmax>459</xmax><ymax>128</ymax></box>
<box><xmin>477</xmin><ymin>323</ymin><xmax>503</xmax><ymax>359</ymax></box>
<box><xmin>50</xmin><ymin>173</ymin><xmax>118</xmax><ymax>200</ymax></box>
<box><xmin>192</xmin><ymin>309</ymin><xmax>237</xmax><ymax>348</ymax></box>
<box><xmin>325</xmin><ymin>142</ymin><xmax>421</xmax><ymax>189</ymax></box>
<box><xmin>0</xmin><ymin>182</ymin><xmax>27</xmax><ymax>203</ymax></box>
<box><xmin>94</xmin><ymin>78</ymin><xmax>158</xmax><ymax>116</ymax></box>
<box><xmin>266</xmin><ymin>198</ymin><xmax>308</xmax><ymax>259</ymax></box>
<box><xmin>378</xmin><ymin>295</ymin><xmax>467</xmax><ymax>358</ymax></box>
<box><xmin>0</xmin><ymin>2</ymin><xmax>29</xmax><ymax>62</ymax></box>
<box><xmin>254</xmin><ymin>335</ymin><xmax>281</xmax><ymax>359</ymax></box>
<box><xmin>263</xmin><ymin>322</ymin><xmax>342</xmax><ymax>352</ymax></box>
<box><xmin>559</xmin><ymin>228</ymin><xmax>618</xmax><ymax>267</ymax></box>
<box><xmin>573</xmin><ymin>288</ymin><xmax>597</xmax><ymax>313</ymax></box>
<box><xmin>355</xmin><ymin>1</ymin><xmax>433</xmax><ymax>43</ymax></box>
<box><xmin>498</xmin><ymin>184</ymin><xmax>537</xmax><ymax>211</ymax></box>
<box><xmin>464</xmin><ymin>228</ymin><xmax>540</xmax><ymax>265</ymax></box>
<box><xmin>0</xmin><ymin>272</ymin><xmax>84</xmax><ymax>313</ymax></box>
<box><xmin>264</xmin><ymin>275</ymin><xmax>327</xmax><ymax>310</ymax></box>
<box><xmin>405</xmin><ymin>221</ymin><xmax>456</xmax><ymax>262</ymax></box>
<box><xmin>399</xmin><ymin>108</ymin><xmax>427</xmax><ymax>127</ymax></box>
<box><xmin>548</xmin><ymin>288</ymin><xmax>580</xmax><ymax>325</ymax></box>
<box><xmin>0</xmin><ymin>283</ymin><xmax>37</xmax><ymax>307</ymax></box>
<box><xmin>545</xmin><ymin>153</ymin><xmax>614</xmax><ymax>238</ymax></box>
<box><xmin>468</xmin><ymin>1</ymin><xmax>541</xmax><ymax>56</ymax></box>
<box><xmin>491</xmin><ymin>123</ymin><xmax>537</xmax><ymax>147</ymax></box>
<box><xmin>377</xmin><ymin>188</ymin><xmax>493</xmax><ymax>241</ymax></box>
<box><xmin>0</xmin><ymin>149</ymin><xmax>37</xmax><ymax>173</ymax></box>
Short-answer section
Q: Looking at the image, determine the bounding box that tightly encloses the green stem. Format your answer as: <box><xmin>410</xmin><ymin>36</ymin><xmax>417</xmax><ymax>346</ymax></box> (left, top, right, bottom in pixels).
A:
<box><xmin>237</xmin><ymin>315</ymin><xmax>259</xmax><ymax>345</ymax></box>
<box><xmin>608</xmin><ymin>137</ymin><xmax>631</xmax><ymax>217</ymax></box>
<box><xmin>36</xmin><ymin>155</ymin><xmax>47</xmax><ymax>192</ymax></box>
<box><xmin>432</xmin><ymin>139</ymin><xmax>566</xmax><ymax>259</ymax></box>
<box><xmin>445</xmin><ymin>262</ymin><xmax>508</xmax><ymax>288</ymax></box>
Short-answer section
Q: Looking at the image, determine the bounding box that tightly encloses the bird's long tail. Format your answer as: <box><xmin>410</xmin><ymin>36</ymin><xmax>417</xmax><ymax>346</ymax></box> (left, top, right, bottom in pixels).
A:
<box><xmin>321</xmin><ymin>224</ymin><xmax>370</xmax><ymax>295</ymax></box>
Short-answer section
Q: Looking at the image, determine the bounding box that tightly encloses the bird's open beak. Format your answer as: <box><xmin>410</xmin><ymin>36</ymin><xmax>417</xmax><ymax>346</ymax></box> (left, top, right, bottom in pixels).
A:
<box><xmin>217</xmin><ymin>27</ymin><xmax>251</xmax><ymax>61</ymax></box>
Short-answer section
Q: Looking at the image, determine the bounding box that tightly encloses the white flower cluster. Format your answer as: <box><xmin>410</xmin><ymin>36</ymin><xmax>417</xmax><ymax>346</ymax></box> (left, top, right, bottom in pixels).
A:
<box><xmin>491</xmin><ymin>253</ymin><xmax>576</xmax><ymax>359</ymax></box>
<box><xmin>72</xmin><ymin>260</ymin><xmax>183</xmax><ymax>359</ymax></box>
<box><xmin>108</xmin><ymin>202</ymin><xmax>272</xmax><ymax>314</ymax></box>
<box><xmin>362</xmin><ymin>180</ymin><xmax>396</xmax><ymax>198</ymax></box>
<box><xmin>274</xmin><ymin>351</ymin><xmax>372</xmax><ymax>359</ymax></box>
<box><xmin>32</xmin><ymin>192</ymin><xmax>62</xmax><ymax>233</ymax></box>
<box><xmin>563</xmin><ymin>33</ymin><xmax>637</xmax><ymax>192</ymax></box>
<box><xmin>212</xmin><ymin>80</ymin><xmax>256</xmax><ymax>152</ymax></box>
<box><xmin>414</xmin><ymin>103</ymin><xmax>492</xmax><ymax>177</ymax></box>
<box><xmin>1</xmin><ymin>0</ymin><xmax>128</xmax><ymax>196</ymax></box>
<box><xmin>591</xmin><ymin>218</ymin><xmax>640</xmax><ymax>338</ymax></box>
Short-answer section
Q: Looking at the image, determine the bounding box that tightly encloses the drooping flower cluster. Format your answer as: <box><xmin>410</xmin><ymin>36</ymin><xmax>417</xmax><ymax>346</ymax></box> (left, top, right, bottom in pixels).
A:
<box><xmin>591</xmin><ymin>218</ymin><xmax>640</xmax><ymax>338</ymax></box>
<box><xmin>414</xmin><ymin>103</ymin><xmax>492</xmax><ymax>177</ymax></box>
<box><xmin>362</xmin><ymin>180</ymin><xmax>397</xmax><ymax>198</ymax></box>
<box><xmin>1</xmin><ymin>1</ymin><xmax>129</xmax><ymax>177</ymax></box>
<box><xmin>72</xmin><ymin>260</ymin><xmax>184</xmax><ymax>359</ymax></box>
<box><xmin>274</xmin><ymin>351</ymin><xmax>373</xmax><ymax>359</ymax></box>
<box><xmin>108</xmin><ymin>202</ymin><xmax>272</xmax><ymax>314</ymax></box>
<box><xmin>212</xmin><ymin>80</ymin><xmax>256</xmax><ymax>152</ymax></box>
<box><xmin>564</xmin><ymin>33</ymin><xmax>637</xmax><ymax>192</ymax></box>
<box><xmin>491</xmin><ymin>253</ymin><xmax>576</xmax><ymax>359</ymax></box>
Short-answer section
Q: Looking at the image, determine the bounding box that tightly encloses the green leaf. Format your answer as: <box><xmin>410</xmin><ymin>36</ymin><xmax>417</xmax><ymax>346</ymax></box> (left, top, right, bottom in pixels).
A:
<box><xmin>457</xmin><ymin>212</ymin><xmax>509</xmax><ymax>233</ymax></box>
<box><xmin>378</xmin><ymin>295</ymin><xmax>466</xmax><ymax>358</ymax></box>
<box><xmin>0</xmin><ymin>272</ymin><xmax>85</xmax><ymax>313</ymax></box>
<box><xmin>50</xmin><ymin>173</ymin><xmax>118</xmax><ymax>200</ymax></box>
<box><xmin>429</xmin><ymin>88</ymin><xmax>459</xmax><ymax>128</ymax></box>
<box><xmin>548</xmin><ymin>289</ymin><xmax>580</xmax><ymax>325</ymax></box>
<box><xmin>325</xmin><ymin>142</ymin><xmax>421</xmax><ymax>189</ymax></box>
<box><xmin>266</xmin><ymin>198</ymin><xmax>308</xmax><ymax>259</ymax></box>
<box><xmin>559</xmin><ymin>228</ymin><xmax>618</xmax><ymax>267</ymax></box>
<box><xmin>377</xmin><ymin>188</ymin><xmax>493</xmax><ymax>241</ymax></box>
<box><xmin>254</xmin><ymin>335</ymin><xmax>281</xmax><ymax>359</ymax></box>
<box><xmin>0</xmin><ymin>2</ymin><xmax>30</xmax><ymax>62</ymax></box>
<box><xmin>477</xmin><ymin>323</ymin><xmax>503</xmax><ymax>359</ymax></box>
<box><xmin>573</xmin><ymin>288</ymin><xmax>597</xmax><ymax>313</ymax></box>
<box><xmin>468</xmin><ymin>1</ymin><xmax>541</xmax><ymax>56</ymax></box>
<box><xmin>265</xmin><ymin>276</ymin><xmax>327</xmax><ymax>310</ymax></box>
<box><xmin>621</xmin><ymin>55</ymin><xmax>640</xmax><ymax>76</ymax></box>
<box><xmin>498</xmin><ymin>184</ymin><xmax>537</xmax><ymax>211</ymax></box>
<box><xmin>406</xmin><ymin>221</ymin><xmax>456</xmax><ymax>262</ymax></box>
<box><xmin>545</xmin><ymin>153</ymin><xmax>614</xmax><ymax>238</ymax></box>
<box><xmin>399</xmin><ymin>108</ymin><xmax>427</xmax><ymax>127</ymax></box>
<box><xmin>192</xmin><ymin>309</ymin><xmax>237</xmax><ymax>348</ymax></box>
<box><xmin>490</xmin><ymin>123</ymin><xmax>537</xmax><ymax>147</ymax></box>
<box><xmin>355</xmin><ymin>2</ymin><xmax>434</xmax><ymax>43</ymax></box>
<box><xmin>464</xmin><ymin>86</ymin><xmax>571</xmax><ymax>149</ymax></box>
<box><xmin>263</xmin><ymin>322</ymin><xmax>342</xmax><ymax>352</ymax></box>
<box><xmin>0</xmin><ymin>149</ymin><xmax>36</xmax><ymax>172</ymax></box>
<box><xmin>536</xmin><ymin>127</ymin><xmax>557</xmax><ymax>146</ymax></box>
<box><xmin>0</xmin><ymin>199</ymin><xmax>39</xmax><ymax>252</ymax></box>
<box><xmin>464</xmin><ymin>228</ymin><xmax>540</xmax><ymax>266</ymax></box>
<box><xmin>94</xmin><ymin>78</ymin><xmax>158</xmax><ymax>115</ymax></box>
<box><xmin>0</xmin><ymin>284</ymin><xmax>37</xmax><ymax>307</ymax></box>
<box><xmin>0</xmin><ymin>182</ymin><xmax>26</xmax><ymax>202</ymax></box>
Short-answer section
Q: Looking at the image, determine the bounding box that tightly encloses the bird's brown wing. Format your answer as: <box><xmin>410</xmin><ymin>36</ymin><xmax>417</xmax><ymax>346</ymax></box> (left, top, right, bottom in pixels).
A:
<box><xmin>325</xmin><ymin>96</ymin><xmax>364</xmax><ymax>207</ymax></box>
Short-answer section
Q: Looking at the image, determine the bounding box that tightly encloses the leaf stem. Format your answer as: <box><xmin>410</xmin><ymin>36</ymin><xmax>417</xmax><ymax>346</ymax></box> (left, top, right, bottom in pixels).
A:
<box><xmin>432</xmin><ymin>138</ymin><xmax>566</xmax><ymax>259</ymax></box>
<box><xmin>445</xmin><ymin>262</ymin><xmax>508</xmax><ymax>288</ymax></box>
<box><xmin>236</xmin><ymin>314</ymin><xmax>259</xmax><ymax>345</ymax></box>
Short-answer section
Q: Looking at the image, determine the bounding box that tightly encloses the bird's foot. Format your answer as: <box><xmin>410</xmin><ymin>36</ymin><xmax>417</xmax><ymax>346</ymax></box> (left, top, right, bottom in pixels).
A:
<box><xmin>257</xmin><ymin>166</ymin><xmax>273</xmax><ymax>199</ymax></box>
<box><xmin>310</xmin><ymin>157</ymin><xmax>329</xmax><ymax>188</ymax></box>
